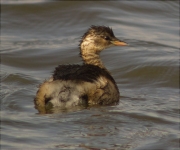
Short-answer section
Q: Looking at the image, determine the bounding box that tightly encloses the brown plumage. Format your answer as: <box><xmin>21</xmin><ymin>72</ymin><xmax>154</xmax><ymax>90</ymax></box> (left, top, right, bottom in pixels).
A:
<box><xmin>34</xmin><ymin>25</ymin><xmax>127</xmax><ymax>113</ymax></box>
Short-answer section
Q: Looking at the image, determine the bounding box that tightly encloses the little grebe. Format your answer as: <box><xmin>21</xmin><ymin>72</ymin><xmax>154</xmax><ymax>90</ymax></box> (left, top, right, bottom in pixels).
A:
<box><xmin>34</xmin><ymin>25</ymin><xmax>127</xmax><ymax>113</ymax></box>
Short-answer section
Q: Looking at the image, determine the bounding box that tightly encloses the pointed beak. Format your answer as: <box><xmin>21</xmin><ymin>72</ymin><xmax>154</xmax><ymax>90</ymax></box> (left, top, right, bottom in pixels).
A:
<box><xmin>111</xmin><ymin>38</ymin><xmax>127</xmax><ymax>46</ymax></box>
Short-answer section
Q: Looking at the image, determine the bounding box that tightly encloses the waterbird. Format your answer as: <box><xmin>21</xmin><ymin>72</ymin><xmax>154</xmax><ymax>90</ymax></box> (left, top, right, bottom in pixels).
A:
<box><xmin>34</xmin><ymin>25</ymin><xmax>127</xmax><ymax>113</ymax></box>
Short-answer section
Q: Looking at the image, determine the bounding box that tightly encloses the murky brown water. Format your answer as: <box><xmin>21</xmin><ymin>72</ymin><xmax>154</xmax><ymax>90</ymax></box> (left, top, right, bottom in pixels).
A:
<box><xmin>1</xmin><ymin>0</ymin><xmax>179</xmax><ymax>149</ymax></box>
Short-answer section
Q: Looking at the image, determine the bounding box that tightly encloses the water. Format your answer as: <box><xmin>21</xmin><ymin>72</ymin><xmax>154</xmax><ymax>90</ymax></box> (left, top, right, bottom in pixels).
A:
<box><xmin>1</xmin><ymin>0</ymin><xmax>179</xmax><ymax>149</ymax></box>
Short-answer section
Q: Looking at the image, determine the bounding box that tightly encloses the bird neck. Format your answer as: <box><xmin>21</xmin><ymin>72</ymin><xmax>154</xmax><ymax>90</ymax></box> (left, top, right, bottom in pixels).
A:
<box><xmin>81</xmin><ymin>52</ymin><xmax>105</xmax><ymax>68</ymax></box>
<box><xmin>80</xmin><ymin>39</ymin><xmax>106</xmax><ymax>69</ymax></box>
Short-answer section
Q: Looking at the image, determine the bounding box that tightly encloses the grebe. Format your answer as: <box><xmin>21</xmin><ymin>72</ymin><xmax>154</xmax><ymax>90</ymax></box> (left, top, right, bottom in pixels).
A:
<box><xmin>34</xmin><ymin>25</ymin><xmax>127</xmax><ymax>113</ymax></box>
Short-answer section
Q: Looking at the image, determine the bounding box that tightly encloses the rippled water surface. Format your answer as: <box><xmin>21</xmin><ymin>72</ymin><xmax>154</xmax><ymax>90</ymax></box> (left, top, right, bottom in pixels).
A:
<box><xmin>1</xmin><ymin>0</ymin><xmax>179</xmax><ymax>149</ymax></box>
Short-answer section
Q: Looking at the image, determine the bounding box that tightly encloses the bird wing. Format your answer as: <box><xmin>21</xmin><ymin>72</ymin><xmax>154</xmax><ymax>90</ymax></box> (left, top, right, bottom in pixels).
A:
<box><xmin>53</xmin><ymin>64</ymin><xmax>110</xmax><ymax>82</ymax></box>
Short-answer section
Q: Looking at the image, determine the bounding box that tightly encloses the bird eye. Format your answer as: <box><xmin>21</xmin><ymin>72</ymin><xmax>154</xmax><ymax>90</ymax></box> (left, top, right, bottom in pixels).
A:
<box><xmin>104</xmin><ymin>36</ymin><xmax>110</xmax><ymax>40</ymax></box>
